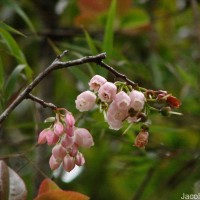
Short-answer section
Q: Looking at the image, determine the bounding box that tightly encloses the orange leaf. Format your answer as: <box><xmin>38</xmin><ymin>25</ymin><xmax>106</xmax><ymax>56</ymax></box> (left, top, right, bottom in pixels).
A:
<box><xmin>37</xmin><ymin>178</ymin><xmax>61</xmax><ymax>196</ymax></box>
<box><xmin>34</xmin><ymin>190</ymin><xmax>90</xmax><ymax>200</ymax></box>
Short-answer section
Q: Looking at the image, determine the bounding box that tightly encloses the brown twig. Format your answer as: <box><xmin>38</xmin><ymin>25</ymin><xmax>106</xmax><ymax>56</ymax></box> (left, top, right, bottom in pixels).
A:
<box><xmin>0</xmin><ymin>51</ymin><xmax>106</xmax><ymax>125</ymax></box>
<box><xmin>96</xmin><ymin>61</ymin><xmax>138</xmax><ymax>89</ymax></box>
<box><xmin>27</xmin><ymin>93</ymin><xmax>57</xmax><ymax>110</ymax></box>
<box><xmin>0</xmin><ymin>50</ymin><xmax>139</xmax><ymax>125</ymax></box>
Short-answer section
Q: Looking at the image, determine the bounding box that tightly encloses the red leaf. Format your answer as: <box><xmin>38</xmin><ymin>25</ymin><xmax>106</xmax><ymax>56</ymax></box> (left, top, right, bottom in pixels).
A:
<box><xmin>34</xmin><ymin>190</ymin><xmax>90</xmax><ymax>200</ymax></box>
<box><xmin>166</xmin><ymin>96</ymin><xmax>181</xmax><ymax>108</ymax></box>
<box><xmin>37</xmin><ymin>178</ymin><xmax>61</xmax><ymax>196</ymax></box>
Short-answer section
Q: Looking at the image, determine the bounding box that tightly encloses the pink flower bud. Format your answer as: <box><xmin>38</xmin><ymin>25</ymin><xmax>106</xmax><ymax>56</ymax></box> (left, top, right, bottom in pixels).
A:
<box><xmin>74</xmin><ymin>128</ymin><xmax>94</xmax><ymax>148</ymax></box>
<box><xmin>68</xmin><ymin>144</ymin><xmax>78</xmax><ymax>157</ymax></box>
<box><xmin>63</xmin><ymin>155</ymin><xmax>75</xmax><ymax>172</ymax></box>
<box><xmin>65</xmin><ymin>113</ymin><xmax>75</xmax><ymax>137</ymax></box>
<box><xmin>46</xmin><ymin>129</ymin><xmax>59</xmax><ymax>145</ymax></box>
<box><xmin>129</xmin><ymin>90</ymin><xmax>145</xmax><ymax>111</ymax></box>
<box><xmin>98</xmin><ymin>82</ymin><xmax>117</xmax><ymax>102</ymax></box>
<box><xmin>61</xmin><ymin>135</ymin><xmax>75</xmax><ymax>148</ymax></box>
<box><xmin>114</xmin><ymin>91</ymin><xmax>131</xmax><ymax>110</ymax></box>
<box><xmin>75</xmin><ymin>91</ymin><xmax>96</xmax><ymax>112</ymax></box>
<box><xmin>134</xmin><ymin>130</ymin><xmax>149</xmax><ymax>148</ymax></box>
<box><xmin>52</xmin><ymin>144</ymin><xmax>66</xmax><ymax>161</ymax></box>
<box><xmin>54</xmin><ymin>121</ymin><xmax>64</xmax><ymax>136</ymax></box>
<box><xmin>88</xmin><ymin>75</ymin><xmax>107</xmax><ymax>91</ymax></box>
<box><xmin>75</xmin><ymin>152</ymin><xmax>85</xmax><ymax>166</ymax></box>
<box><xmin>65</xmin><ymin>112</ymin><xmax>75</xmax><ymax>127</ymax></box>
<box><xmin>49</xmin><ymin>155</ymin><xmax>61</xmax><ymax>170</ymax></box>
<box><xmin>38</xmin><ymin>129</ymin><xmax>48</xmax><ymax>144</ymax></box>
<box><xmin>106</xmin><ymin>101</ymin><xmax>128</xmax><ymax>130</ymax></box>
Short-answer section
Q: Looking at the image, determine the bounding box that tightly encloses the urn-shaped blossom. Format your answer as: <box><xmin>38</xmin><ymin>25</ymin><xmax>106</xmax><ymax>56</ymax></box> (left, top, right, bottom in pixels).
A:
<box><xmin>114</xmin><ymin>91</ymin><xmax>131</xmax><ymax>110</ymax></box>
<box><xmin>129</xmin><ymin>90</ymin><xmax>145</xmax><ymax>111</ymax></box>
<box><xmin>75</xmin><ymin>90</ymin><xmax>96</xmax><ymax>112</ymax></box>
<box><xmin>49</xmin><ymin>155</ymin><xmax>61</xmax><ymax>170</ymax></box>
<box><xmin>98</xmin><ymin>82</ymin><xmax>117</xmax><ymax>102</ymax></box>
<box><xmin>54</xmin><ymin>121</ymin><xmax>64</xmax><ymax>136</ymax></box>
<box><xmin>74</xmin><ymin>128</ymin><xmax>94</xmax><ymax>148</ymax></box>
<box><xmin>75</xmin><ymin>152</ymin><xmax>85</xmax><ymax>166</ymax></box>
<box><xmin>65</xmin><ymin>113</ymin><xmax>75</xmax><ymax>136</ymax></box>
<box><xmin>106</xmin><ymin>101</ymin><xmax>128</xmax><ymax>130</ymax></box>
<box><xmin>88</xmin><ymin>75</ymin><xmax>107</xmax><ymax>91</ymax></box>
<box><xmin>52</xmin><ymin>144</ymin><xmax>66</xmax><ymax>162</ymax></box>
<box><xmin>63</xmin><ymin>155</ymin><xmax>75</xmax><ymax>172</ymax></box>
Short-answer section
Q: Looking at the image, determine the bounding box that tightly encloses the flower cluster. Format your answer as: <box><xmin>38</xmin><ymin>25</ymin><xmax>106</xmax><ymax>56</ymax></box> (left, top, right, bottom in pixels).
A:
<box><xmin>76</xmin><ymin>75</ymin><xmax>146</xmax><ymax>130</ymax></box>
<box><xmin>38</xmin><ymin>108</ymin><xmax>94</xmax><ymax>172</ymax></box>
<box><xmin>75</xmin><ymin>75</ymin><xmax>181</xmax><ymax>148</ymax></box>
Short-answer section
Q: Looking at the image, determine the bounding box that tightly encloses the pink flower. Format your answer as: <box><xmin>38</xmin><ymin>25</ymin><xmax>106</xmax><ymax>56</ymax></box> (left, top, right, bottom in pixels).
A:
<box><xmin>52</xmin><ymin>144</ymin><xmax>66</xmax><ymax>162</ymax></box>
<box><xmin>54</xmin><ymin>121</ymin><xmax>64</xmax><ymax>136</ymax></box>
<box><xmin>74</xmin><ymin>128</ymin><xmax>94</xmax><ymax>148</ymax></box>
<box><xmin>75</xmin><ymin>152</ymin><xmax>85</xmax><ymax>166</ymax></box>
<box><xmin>88</xmin><ymin>75</ymin><xmax>107</xmax><ymax>91</ymax></box>
<box><xmin>61</xmin><ymin>135</ymin><xmax>75</xmax><ymax>149</ymax></box>
<box><xmin>65</xmin><ymin>113</ymin><xmax>75</xmax><ymax>136</ymax></box>
<box><xmin>63</xmin><ymin>155</ymin><xmax>75</xmax><ymax>172</ymax></box>
<box><xmin>114</xmin><ymin>91</ymin><xmax>131</xmax><ymax>110</ymax></box>
<box><xmin>49</xmin><ymin>155</ymin><xmax>61</xmax><ymax>170</ymax></box>
<box><xmin>75</xmin><ymin>91</ymin><xmax>96</xmax><ymax>112</ymax></box>
<box><xmin>129</xmin><ymin>90</ymin><xmax>145</xmax><ymax>111</ymax></box>
<box><xmin>38</xmin><ymin>129</ymin><xmax>48</xmax><ymax>144</ymax></box>
<box><xmin>106</xmin><ymin>101</ymin><xmax>128</xmax><ymax>130</ymax></box>
<box><xmin>98</xmin><ymin>82</ymin><xmax>117</xmax><ymax>102</ymax></box>
<box><xmin>46</xmin><ymin>129</ymin><xmax>59</xmax><ymax>145</ymax></box>
<box><xmin>68</xmin><ymin>144</ymin><xmax>78</xmax><ymax>157</ymax></box>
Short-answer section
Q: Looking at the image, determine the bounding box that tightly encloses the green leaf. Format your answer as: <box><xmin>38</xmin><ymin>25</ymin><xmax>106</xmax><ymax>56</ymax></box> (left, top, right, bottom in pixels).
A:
<box><xmin>103</xmin><ymin>0</ymin><xmax>116</xmax><ymax>58</ymax></box>
<box><xmin>84</xmin><ymin>29</ymin><xmax>98</xmax><ymax>55</ymax></box>
<box><xmin>0</xmin><ymin>27</ymin><xmax>32</xmax><ymax>80</ymax></box>
<box><xmin>4</xmin><ymin>64</ymin><xmax>26</xmax><ymax>100</ymax></box>
<box><xmin>121</xmin><ymin>8</ymin><xmax>150</xmax><ymax>30</ymax></box>
<box><xmin>0</xmin><ymin>22</ymin><xmax>26</xmax><ymax>37</ymax></box>
<box><xmin>1</xmin><ymin>0</ymin><xmax>36</xmax><ymax>33</ymax></box>
<box><xmin>175</xmin><ymin>65</ymin><xmax>197</xmax><ymax>88</ymax></box>
<box><xmin>0</xmin><ymin>56</ymin><xmax>4</xmax><ymax>90</ymax></box>
<box><xmin>0</xmin><ymin>28</ymin><xmax>27</xmax><ymax>64</ymax></box>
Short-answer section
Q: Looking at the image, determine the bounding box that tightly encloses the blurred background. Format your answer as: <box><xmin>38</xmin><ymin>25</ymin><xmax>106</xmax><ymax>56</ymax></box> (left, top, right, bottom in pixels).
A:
<box><xmin>0</xmin><ymin>0</ymin><xmax>200</xmax><ymax>199</ymax></box>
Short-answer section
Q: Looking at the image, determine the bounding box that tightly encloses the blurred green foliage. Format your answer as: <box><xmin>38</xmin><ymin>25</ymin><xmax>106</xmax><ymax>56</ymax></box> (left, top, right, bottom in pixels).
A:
<box><xmin>0</xmin><ymin>0</ymin><xmax>200</xmax><ymax>200</ymax></box>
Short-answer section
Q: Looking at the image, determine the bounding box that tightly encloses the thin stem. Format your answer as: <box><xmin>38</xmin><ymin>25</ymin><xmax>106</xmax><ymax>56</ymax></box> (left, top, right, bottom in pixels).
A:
<box><xmin>0</xmin><ymin>52</ymin><xmax>106</xmax><ymax>125</ymax></box>
<box><xmin>27</xmin><ymin>93</ymin><xmax>57</xmax><ymax>110</ymax></box>
<box><xmin>96</xmin><ymin>61</ymin><xmax>138</xmax><ymax>89</ymax></box>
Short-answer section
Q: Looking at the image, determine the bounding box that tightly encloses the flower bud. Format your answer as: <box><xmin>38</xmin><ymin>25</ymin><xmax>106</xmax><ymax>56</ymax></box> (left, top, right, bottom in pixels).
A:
<box><xmin>52</xmin><ymin>144</ymin><xmax>66</xmax><ymax>161</ymax></box>
<box><xmin>61</xmin><ymin>135</ymin><xmax>75</xmax><ymax>149</ymax></box>
<box><xmin>46</xmin><ymin>129</ymin><xmax>59</xmax><ymax>145</ymax></box>
<box><xmin>134</xmin><ymin>130</ymin><xmax>149</xmax><ymax>148</ymax></box>
<box><xmin>38</xmin><ymin>129</ymin><xmax>48</xmax><ymax>144</ymax></box>
<box><xmin>75</xmin><ymin>152</ymin><xmax>85</xmax><ymax>166</ymax></box>
<box><xmin>63</xmin><ymin>155</ymin><xmax>75</xmax><ymax>172</ymax></box>
<box><xmin>54</xmin><ymin>121</ymin><xmax>64</xmax><ymax>136</ymax></box>
<box><xmin>74</xmin><ymin>128</ymin><xmax>94</xmax><ymax>148</ymax></box>
<box><xmin>49</xmin><ymin>155</ymin><xmax>61</xmax><ymax>170</ymax></box>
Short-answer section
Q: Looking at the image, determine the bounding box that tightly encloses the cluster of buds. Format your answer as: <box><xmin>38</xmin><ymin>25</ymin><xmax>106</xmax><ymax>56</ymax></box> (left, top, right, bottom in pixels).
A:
<box><xmin>75</xmin><ymin>75</ymin><xmax>181</xmax><ymax>149</ymax></box>
<box><xmin>38</xmin><ymin>108</ymin><xmax>94</xmax><ymax>172</ymax></box>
